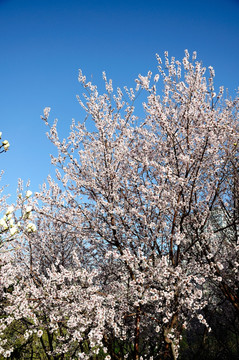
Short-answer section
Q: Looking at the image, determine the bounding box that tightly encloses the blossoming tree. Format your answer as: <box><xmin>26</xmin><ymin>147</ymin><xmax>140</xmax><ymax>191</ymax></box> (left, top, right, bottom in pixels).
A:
<box><xmin>0</xmin><ymin>51</ymin><xmax>239</xmax><ymax>359</ymax></box>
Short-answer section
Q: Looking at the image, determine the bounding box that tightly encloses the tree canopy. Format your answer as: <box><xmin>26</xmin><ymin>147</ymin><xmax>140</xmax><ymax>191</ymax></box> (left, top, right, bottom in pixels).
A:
<box><xmin>0</xmin><ymin>51</ymin><xmax>239</xmax><ymax>359</ymax></box>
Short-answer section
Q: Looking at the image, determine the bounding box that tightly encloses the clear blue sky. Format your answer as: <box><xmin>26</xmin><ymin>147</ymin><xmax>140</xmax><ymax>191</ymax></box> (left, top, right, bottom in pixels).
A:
<box><xmin>0</xmin><ymin>0</ymin><xmax>239</xmax><ymax>200</ymax></box>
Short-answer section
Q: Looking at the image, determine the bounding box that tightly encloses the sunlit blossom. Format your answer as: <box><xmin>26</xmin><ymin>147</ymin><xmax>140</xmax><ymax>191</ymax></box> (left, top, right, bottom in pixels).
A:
<box><xmin>2</xmin><ymin>140</ymin><xmax>10</xmax><ymax>151</ymax></box>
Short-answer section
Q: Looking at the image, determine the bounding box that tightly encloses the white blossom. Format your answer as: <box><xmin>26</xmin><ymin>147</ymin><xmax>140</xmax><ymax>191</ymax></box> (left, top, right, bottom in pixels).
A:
<box><xmin>37</xmin><ymin>330</ymin><xmax>43</xmax><ymax>337</ymax></box>
<box><xmin>26</xmin><ymin>222</ymin><xmax>37</xmax><ymax>233</ymax></box>
<box><xmin>9</xmin><ymin>226</ymin><xmax>18</xmax><ymax>236</ymax></box>
<box><xmin>6</xmin><ymin>206</ymin><xmax>14</xmax><ymax>215</ymax></box>
<box><xmin>26</xmin><ymin>190</ymin><xmax>32</xmax><ymax>198</ymax></box>
<box><xmin>2</xmin><ymin>140</ymin><xmax>10</xmax><ymax>151</ymax></box>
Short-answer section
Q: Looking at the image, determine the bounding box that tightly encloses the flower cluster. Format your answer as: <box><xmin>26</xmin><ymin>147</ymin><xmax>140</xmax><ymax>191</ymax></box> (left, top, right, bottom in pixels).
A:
<box><xmin>0</xmin><ymin>132</ymin><xmax>10</xmax><ymax>152</ymax></box>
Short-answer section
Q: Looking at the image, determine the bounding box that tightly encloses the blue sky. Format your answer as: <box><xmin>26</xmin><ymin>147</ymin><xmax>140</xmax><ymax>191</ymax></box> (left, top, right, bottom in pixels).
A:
<box><xmin>0</xmin><ymin>0</ymin><xmax>239</xmax><ymax>201</ymax></box>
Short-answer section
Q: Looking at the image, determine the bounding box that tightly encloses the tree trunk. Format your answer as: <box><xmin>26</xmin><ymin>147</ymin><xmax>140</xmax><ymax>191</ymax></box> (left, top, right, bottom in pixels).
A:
<box><xmin>134</xmin><ymin>306</ymin><xmax>141</xmax><ymax>360</ymax></box>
